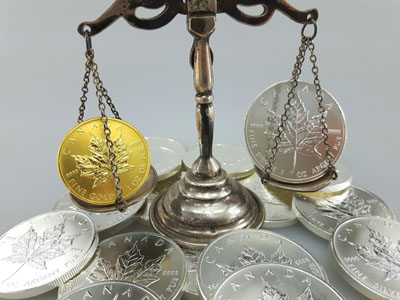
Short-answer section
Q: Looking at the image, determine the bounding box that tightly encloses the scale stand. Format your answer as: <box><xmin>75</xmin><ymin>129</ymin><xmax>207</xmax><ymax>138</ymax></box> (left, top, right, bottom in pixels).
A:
<box><xmin>78</xmin><ymin>0</ymin><xmax>318</xmax><ymax>249</ymax></box>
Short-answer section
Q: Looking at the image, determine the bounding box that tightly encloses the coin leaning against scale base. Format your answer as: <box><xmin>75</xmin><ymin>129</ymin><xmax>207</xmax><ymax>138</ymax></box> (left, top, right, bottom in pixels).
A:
<box><xmin>59</xmin><ymin>281</ymin><xmax>160</xmax><ymax>300</ymax></box>
<box><xmin>213</xmin><ymin>263</ymin><xmax>345</xmax><ymax>300</ymax></box>
<box><xmin>0</xmin><ymin>211</ymin><xmax>98</xmax><ymax>299</ymax></box>
<box><xmin>293</xmin><ymin>185</ymin><xmax>397</xmax><ymax>240</ymax></box>
<box><xmin>331</xmin><ymin>216</ymin><xmax>400</xmax><ymax>300</ymax></box>
<box><xmin>197</xmin><ymin>229</ymin><xmax>327</xmax><ymax>300</ymax></box>
<box><xmin>238</xmin><ymin>173</ymin><xmax>297</xmax><ymax>228</ymax></box>
<box><xmin>146</xmin><ymin>137</ymin><xmax>185</xmax><ymax>182</ymax></box>
<box><xmin>58</xmin><ymin>232</ymin><xmax>187</xmax><ymax>300</ymax></box>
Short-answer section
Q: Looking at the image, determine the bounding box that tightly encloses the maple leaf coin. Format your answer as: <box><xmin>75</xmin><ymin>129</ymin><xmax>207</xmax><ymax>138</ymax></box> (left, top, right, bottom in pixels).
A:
<box><xmin>213</xmin><ymin>263</ymin><xmax>344</xmax><ymax>300</ymax></box>
<box><xmin>197</xmin><ymin>229</ymin><xmax>326</xmax><ymax>300</ymax></box>
<box><xmin>293</xmin><ymin>185</ymin><xmax>396</xmax><ymax>240</ymax></box>
<box><xmin>59</xmin><ymin>281</ymin><xmax>159</xmax><ymax>300</ymax></box>
<box><xmin>183</xmin><ymin>144</ymin><xmax>255</xmax><ymax>179</ymax></box>
<box><xmin>244</xmin><ymin>80</ymin><xmax>346</xmax><ymax>184</ymax></box>
<box><xmin>58</xmin><ymin>232</ymin><xmax>187</xmax><ymax>300</ymax></box>
<box><xmin>0</xmin><ymin>211</ymin><xmax>98</xmax><ymax>299</ymax></box>
<box><xmin>52</xmin><ymin>192</ymin><xmax>146</xmax><ymax>236</ymax></box>
<box><xmin>58</xmin><ymin>117</ymin><xmax>151</xmax><ymax>206</ymax></box>
<box><xmin>145</xmin><ymin>137</ymin><xmax>185</xmax><ymax>182</ymax></box>
<box><xmin>238</xmin><ymin>172</ymin><xmax>297</xmax><ymax>228</ymax></box>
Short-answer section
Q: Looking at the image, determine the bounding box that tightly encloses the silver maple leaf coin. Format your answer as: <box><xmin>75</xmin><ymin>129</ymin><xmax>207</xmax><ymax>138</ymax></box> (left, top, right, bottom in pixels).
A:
<box><xmin>331</xmin><ymin>216</ymin><xmax>400</xmax><ymax>300</ymax></box>
<box><xmin>0</xmin><ymin>211</ymin><xmax>98</xmax><ymax>299</ymax></box>
<box><xmin>197</xmin><ymin>229</ymin><xmax>327</xmax><ymax>300</ymax></box>
<box><xmin>183</xmin><ymin>144</ymin><xmax>255</xmax><ymax>179</ymax></box>
<box><xmin>293</xmin><ymin>185</ymin><xmax>396</xmax><ymax>240</ymax></box>
<box><xmin>59</xmin><ymin>232</ymin><xmax>187</xmax><ymax>300</ymax></box>
<box><xmin>244</xmin><ymin>80</ymin><xmax>346</xmax><ymax>184</ymax></box>
<box><xmin>213</xmin><ymin>263</ymin><xmax>345</xmax><ymax>300</ymax></box>
<box><xmin>59</xmin><ymin>281</ymin><xmax>159</xmax><ymax>300</ymax></box>
<box><xmin>146</xmin><ymin>137</ymin><xmax>185</xmax><ymax>182</ymax></box>
<box><xmin>238</xmin><ymin>173</ymin><xmax>297</xmax><ymax>228</ymax></box>
<box><xmin>53</xmin><ymin>193</ymin><xmax>146</xmax><ymax>237</ymax></box>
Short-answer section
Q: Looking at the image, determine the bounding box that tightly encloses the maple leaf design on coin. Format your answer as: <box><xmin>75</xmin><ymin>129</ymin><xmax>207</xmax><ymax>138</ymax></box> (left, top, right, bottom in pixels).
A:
<box><xmin>1</xmin><ymin>219</ymin><xmax>77</xmax><ymax>283</ymax></box>
<box><xmin>315</xmin><ymin>189</ymin><xmax>371</xmax><ymax>223</ymax></box>
<box><xmin>89</xmin><ymin>241</ymin><xmax>165</xmax><ymax>286</ymax></box>
<box><xmin>297</xmin><ymin>286</ymin><xmax>314</xmax><ymax>300</ymax></box>
<box><xmin>217</xmin><ymin>246</ymin><xmax>292</xmax><ymax>277</ymax></box>
<box><xmin>258</xmin><ymin>280</ymin><xmax>288</xmax><ymax>300</ymax></box>
<box><xmin>72</xmin><ymin>133</ymin><xmax>134</xmax><ymax>188</ymax></box>
<box><xmin>348</xmin><ymin>226</ymin><xmax>400</xmax><ymax>281</ymax></box>
<box><xmin>264</xmin><ymin>97</ymin><xmax>332</xmax><ymax>172</ymax></box>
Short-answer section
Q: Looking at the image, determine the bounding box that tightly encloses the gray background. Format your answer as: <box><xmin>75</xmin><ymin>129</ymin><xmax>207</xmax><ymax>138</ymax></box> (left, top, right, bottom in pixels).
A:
<box><xmin>0</xmin><ymin>0</ymin><xmax>399</xmax><ymax>299</ymax></box>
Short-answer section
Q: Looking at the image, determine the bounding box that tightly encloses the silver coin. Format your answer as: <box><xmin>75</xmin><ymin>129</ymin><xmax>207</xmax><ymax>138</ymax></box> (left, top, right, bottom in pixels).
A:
<box><xmin>53</xmin><ymin>192</ymin><xmax>146</xmax><ymax>236</ymax></box>
<box><xmin>183</xmin><ymin>144</ymin><xmax>254</xmax><ymax>179</ymax></box>
<box><xmin>331</xmin><ymin>216</ymin><xmax>400</xmax><ymax>300</ymax></box>
<box><xmin>0</xmin><ymin>211</ymin><xmax>98</xmax><ymax>299</ymax></box>
<box><xmin>197</xmin><ymin>229</ymin><xmax>326</xmax><ymax>300</ymax></box>
<box><xmin>183</xmin><ymin>250</ymin><xmax>201</xmax><ymax>300</ymax></box>
<box><xmin>59</xmin><ymin>281</ymin><xmax>160</xmax><ymax>300</ymax></box>
<box><xmin>293</xmin><ymin>185</ymin><xmax>396</xmax><ymax>240</ymax></box>
<box><xmin>238</xmin><ymin>173</ymin><xmax>297</xmax><ymax>228</ymax></box>
<box><xmin>299</xmin><ymin>161</ymin><xmax>353</xmax><ymax>196</ymax></box>
<box><xmin>146</xmin><ymin>137</ymin><xmax>185</xmax><ymax>182</ymax></box>
<box><xmin>213</xmin><ymin>263</ymin><xmax>345</xmax><ymax>300</ymax></box>
<box><xmin>59</xmin><ymin>232</ymin><xmax>187</xmax><ymax>300</ymax></box>
<box><xmin>244</xmin><ymin>80</ymin><xmax>346</xmax><ymax>184</ymax></box>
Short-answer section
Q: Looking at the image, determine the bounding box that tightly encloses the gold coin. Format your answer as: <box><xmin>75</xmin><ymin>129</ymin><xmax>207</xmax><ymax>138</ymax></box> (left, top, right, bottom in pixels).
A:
<box><xmin>58</xmin><ymin>117</ymin><xmax>151</xmax><ymax>206</ymax></box>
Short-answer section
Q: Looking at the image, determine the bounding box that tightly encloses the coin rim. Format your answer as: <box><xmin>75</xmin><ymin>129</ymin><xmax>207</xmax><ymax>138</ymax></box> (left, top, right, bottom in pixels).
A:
<box><xmin>57</xmin><ymin>117</ymin><xmax>151</xmax><ymax>206</ymax></box>
<box><xmin>330</xmin><ymin>216</ymin><xmax>400</xmax><ymax>300</ymax></box>
<box><xmin>244</xmin><ymin>80</ymin><xmax>346</xmax><ymax>184</ymax></box>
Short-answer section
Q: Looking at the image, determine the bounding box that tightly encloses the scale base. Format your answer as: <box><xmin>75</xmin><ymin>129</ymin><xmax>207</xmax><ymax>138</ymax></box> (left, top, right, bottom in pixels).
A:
<box><xmin>150</xmin><ymin>169</ymin><xmax>265</xmax><ymax>249</ymax></box>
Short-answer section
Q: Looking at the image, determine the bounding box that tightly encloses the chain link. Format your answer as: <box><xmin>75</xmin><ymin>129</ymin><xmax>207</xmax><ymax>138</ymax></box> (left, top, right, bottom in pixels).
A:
<box><xmin>77</xmin><ymin>32</ymin><xmax>127</xmax><ymax>211</ymax></box>
<box><xmin>261</xmin><ymin>19</ymin><xmax>337</xmax><ymax>184</ymax></box>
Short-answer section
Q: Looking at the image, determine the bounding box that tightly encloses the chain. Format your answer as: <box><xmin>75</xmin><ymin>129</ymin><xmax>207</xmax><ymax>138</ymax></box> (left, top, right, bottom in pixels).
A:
<box><xmin>78</xmin><ymin>31</ymin><xmax>127</xmax><ymax>211</ymax></box>
<box><xmin>261</xmin><ymin>19</ymin><xmax>337</xmax><ymax>184</ymax></box>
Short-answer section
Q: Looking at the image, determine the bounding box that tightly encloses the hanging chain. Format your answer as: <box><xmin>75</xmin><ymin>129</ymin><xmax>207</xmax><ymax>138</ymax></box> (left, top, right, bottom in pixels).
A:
<box><xmin>78</xmin><ymin>31</ymin><xmax>127</xmax><ymax>212</ymax></box>
<box><xmin>261</xmin><ymin>19</ymin><xmax>337</xmax><ymax>184</ymax></box>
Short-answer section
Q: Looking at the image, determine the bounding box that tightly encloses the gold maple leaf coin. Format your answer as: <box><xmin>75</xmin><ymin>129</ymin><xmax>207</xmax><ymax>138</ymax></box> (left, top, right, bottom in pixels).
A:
<box><xmin>58</xmin><ymin>118</ymin><xmax>150</xmax><ymax>206</ymax></box>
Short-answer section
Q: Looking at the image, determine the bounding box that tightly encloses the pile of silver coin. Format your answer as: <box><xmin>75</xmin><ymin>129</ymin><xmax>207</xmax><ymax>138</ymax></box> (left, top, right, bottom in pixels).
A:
<box><xmin>0</xmin><ymin>138</ymin><xmax>398</xmax><ymax>300</ymax></box>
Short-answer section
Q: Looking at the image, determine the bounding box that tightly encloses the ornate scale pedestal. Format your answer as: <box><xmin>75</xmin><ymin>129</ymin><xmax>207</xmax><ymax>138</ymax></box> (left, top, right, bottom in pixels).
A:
<box><xmin>78</xmin><ymin>0</ymin><xmax>318</xmax><ymax>249</ymax></box>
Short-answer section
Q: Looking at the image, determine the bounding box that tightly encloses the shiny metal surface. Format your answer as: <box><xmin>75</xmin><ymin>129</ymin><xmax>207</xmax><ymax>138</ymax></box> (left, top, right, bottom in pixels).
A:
<box><xmin>238</xmin><ymin>173</ymin><xmax>297</xmax><ymax>228</ymax></box>
<box><xmin>0</xmin><ymin>211</ymin><xmax>98</xmax><ymax>299</ymax></box>
<box><xmin>299</xmin><ymin>161</ymin><xmax>353</xmax><ymax>197</ymax></box>
<box><xmin>331</xmin><ymin>217</ymin><xmax>400</xmax><ymax>300</ymax></box>
<box><xmin>294</xmin><ymin>186</ymin><xmax>396</xmax><ymax>240</ymax></box>
<box><xmin>146</xmin><ymin>137</ymin><xmax>185</xmax><ymax>182</ymax></box>
<box><xmin>59</xmin><ymin>281</ymin><xmax>160</xmax><ymax>300</ymax></box>
<box><xmin>213</xmin><ymin>263</ymin><xmax>344</xmax><ymax>300</ymax></box>
<box><xmin>183</xmin><ymin>250</ymin><xmax>201</xmax><ymax>300</ymax></box>
<box><xmin>245</xmin><ymin>80</ymin><xmax>346</xmax><ymax>184</ymax></box>
<box><xmin>59</xmin><ymin>232</ymin><xmax>187</xmax><ymax>300</ymax></box>
<box><xmin>71</xmin><ymin>166</ymin><xmax>157</xmax><ymax>212</ymax></box>
<box><xmin>149</xmin><ymin>0</ymin><xmax>264</xmax><ymax>249</ymax></box>
<box><xmin>53</xmin><ymin>192</ymin><xmax>145</xmax><ymax>236</ymax></box>
<box><xmin>198</xmin><ymin>229</ymin><xmax>326</xmax><ymax>300</ymax></box>
<box><xmin>183</xmin><ymin>144</ymin><xmax>254</xmax><ymax>179</ymax></box>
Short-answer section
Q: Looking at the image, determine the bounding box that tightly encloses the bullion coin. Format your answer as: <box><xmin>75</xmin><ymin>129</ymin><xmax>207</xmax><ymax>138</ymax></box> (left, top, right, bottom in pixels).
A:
<box><xmin>238</xmin><ymin>173</ymin><xmax>297</xmax><ymax>228</ymax></box>
<box><xmin>213</xmin><ymin>263</ymin><xmax>344</xmax><ymax>300</ymax></box>
<box><xmin>0</xmin><ymin>211</ymin><xmax>98</xmax><ymax>299</ymax></box>
<box><xmin>299</xmin><ymin>161</ymin><xmax>353</xmax><ymax>197</ymax></box>
<box><xmin>331</xmin><ymin>216</ymin><xmax>400</xmax><ymax>300</ymax></box>
<box><xmin>293</xmin><ymin>185</ymin><xmax>396</xmax><ymax>240</ymax></box>
<box><xmin>53</xmin><ymin>192</ymin><xmax>146</xmax><ymax>236</ymax></box>
<box><xmin>244</xmin><ymin>80</ymin><xmax>346</xmax><ymax>184</ymax></box>
<box><xmin>183</xmin><ymin>144</ymin><xmax>254</xmax><ymax>179</ymax></box>
<box><xmin>59</xmin><ymin>232</ymin><xmax>187</xmax><ymax>300</ymax></box>
<box><xmin>59</xmin><ymin>281</ymin><xmax>160</xmax><ymax>300</ymax></box>
<box><xmin>146</xmin><ymin>137</ymin><xmax>185</xmax><ymax>182</ymax></box>
<box><xmin>197</xmin><ymin>229</ymin><xmax>326</xmax><ymax>300</ymax></box>
<box><xmin>184</xmin><ymin>249</ymin><xmax>201</xmax><ymax>300</ymax></box>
